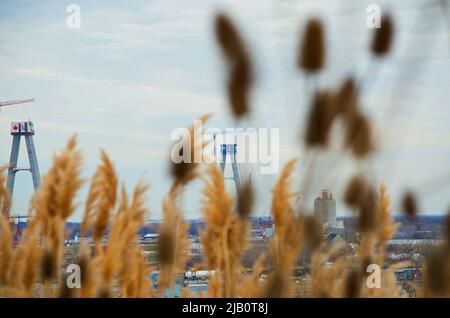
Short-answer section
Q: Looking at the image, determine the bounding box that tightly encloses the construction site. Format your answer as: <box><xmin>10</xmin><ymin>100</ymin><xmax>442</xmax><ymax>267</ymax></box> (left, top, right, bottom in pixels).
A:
<box><xmin>1</xmin><ymin>1</ymin><xmax>450</xmax><ymax>302</ymax></box>
<box><xmin>0</xmin><ymin>99</ymin><xmax>434</xmax><ymax>297</ymax></box>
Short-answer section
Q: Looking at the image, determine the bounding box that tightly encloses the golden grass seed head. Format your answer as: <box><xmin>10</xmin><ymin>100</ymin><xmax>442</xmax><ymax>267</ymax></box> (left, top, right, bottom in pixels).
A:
<box><xmin>401</xmin><ymin>191</ymin><xmax>418</xmax><ymax>217</ymax></box>
<box><xmin>170</xmin><ymin>114</ymin><xmax>211</xmax><ymax>182</ymax></box>
<box><xmin>298</xmin><ymin>18</ymin><xmax>326</xmax><ymax>73</ymax></box>
<box><xmin>371</xmin><ymin>13</ymin><xmax>394</xmax><ymax>57</ymax></box>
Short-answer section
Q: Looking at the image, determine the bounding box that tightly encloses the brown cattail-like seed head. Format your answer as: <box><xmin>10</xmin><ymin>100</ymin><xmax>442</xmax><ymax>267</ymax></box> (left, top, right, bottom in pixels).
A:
<box><xmin>337</xmin><ymin>76</ymin><xmax>358</xmax><ymax>118</ymax></box>
<box><xmin>303</xmin><ymin>215</ymin><xmax>323</xmax><ymax>252</ymax></box>
<box><xmin>401</xmin><ymin>191</ymin><xmax>417</xmax><ymax>217</ymax></box>
<box><xmin>371</xmin><ymin>13</ymin><xmax>394</xmax><ymax>56</ymax></box>
<box><xmin>298</xmin><ymin>18</ymin><xmax>325</xmax><ymax>73</ymax></box>
<box><xmin>158</xmin><ymin>226</ymin><xmax>176</xmax><ymax>266</ymax></box>
<box><xmin>344</xmin><ymin>268</ymin><xmax>362</xmax><ymax>298</ymax></box>
<box><xmin>444</xmin><ymin>210</ymin><xmax>450</xmax><ymax>248</ymax></box>
<box><xmin>77</xmin><ymin>253</ymin><xmax>89</xmax><ymax>286</ymax></box>
<box><xmin>40</xmin><ymin>249</ymin><xmax>56</xmax><ymax>281</ymax></box>
<box><xmin>170</xmin><ymin>145</ymin><xmax>195</xmax><ymax>181</ymax></box>
<box><xmin>358</xmin><ymin>188</ymin><xmax>377</xmax><ymax>233</ymax></box>
<box><xmin>361</xmin><ymin>256</ymin><xmax>373</xmax><ymax>277</ymax></box>
<box><xmin>344</xmin><ymin>176</ymin><xmax>366</xmax><ymax>207</ymax></box>
<box><xmin>305</xmin><ymin>90</ymin><xmax>336</xmax><ymax>147</ymax></box>
<box><xmin>264</xmin><ymin>269</ymin><xmax>288</xmax><ymax>298</ymax></box>
<box><xmin>215</xmin><ymin>13</ymin><xmax>252</xmax><ymax>118</ymax></box>
<box><xmin>215</xmin><ymin>13</ymin><xmax>245</xmax><ymax>62</ymax></box>
<box><xmin>345</xmin><ymin>113</ymin><xmax>373</xmax><ymax>158</ymax></box>
<box><xmin>227</xmin><ymin>56</ymin><xmax>252</xmax><ymax>118</ymax></box>
<box><xmin>237</xmin><ymin>180</ymin><xmax>254</xmax><ymax>219</ymax></box>
<box><xmin>425</xmin><ymin>248</ymin><xmax>450</xmax><ymax>296</ymax></box>
<box><xmin>97</xmin><ymin>287</ymin><xmax>112</xmax><ymax>298</ymax></box>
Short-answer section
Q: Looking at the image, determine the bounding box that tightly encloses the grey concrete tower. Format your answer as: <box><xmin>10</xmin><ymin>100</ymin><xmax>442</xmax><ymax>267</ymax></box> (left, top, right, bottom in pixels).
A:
<box><xmin>6</xmin><ymin>121</ymin><xmax>41</xmax><ymax>206</ymax></box>
<box><xmin>314</xmin><ymin>189</ymin><xmax>336</xmax><ymax>227</ymax></box>
<box><xmin>219</xmin><ymin>143</ymin><xmax>242</xmax><ymax>194</ymax></box>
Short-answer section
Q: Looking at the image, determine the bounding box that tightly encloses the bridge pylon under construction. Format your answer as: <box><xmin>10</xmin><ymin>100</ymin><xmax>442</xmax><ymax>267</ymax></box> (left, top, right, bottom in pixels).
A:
<box><xmin>218</xmin><ymin>143</ymin><xmax>242</xmax><ymax>194</ymax></box>
<box><xmin>5</xmin><ymin>121</ymin><xmax>41</xmax><ymax>215</ymax></box>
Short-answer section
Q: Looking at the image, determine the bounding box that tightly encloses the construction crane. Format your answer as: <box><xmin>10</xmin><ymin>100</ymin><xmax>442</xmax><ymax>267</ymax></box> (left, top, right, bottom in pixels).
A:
<box><xmin>0</xmin><ymin>98</ymin><xmax>34</xmax><ymax>111</ymax></box>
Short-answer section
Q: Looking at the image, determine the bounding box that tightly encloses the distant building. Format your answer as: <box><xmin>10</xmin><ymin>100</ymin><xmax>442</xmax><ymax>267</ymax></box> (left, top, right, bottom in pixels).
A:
<box><xmin>313</xmin><ymin>190</ymin><xmax>357</xmax><ymax>243</ymax></box>
<box><xmin>314</xmin><ymin>189</ymin><xmax>336</xmax><ymax>228</ymax></box>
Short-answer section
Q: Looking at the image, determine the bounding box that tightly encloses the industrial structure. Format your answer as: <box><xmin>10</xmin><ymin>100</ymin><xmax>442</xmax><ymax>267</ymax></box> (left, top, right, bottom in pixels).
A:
<box><xmin>212</xmin><ymin>131</ymin><xmax>243</xmax><ymax>194</ymax></box>
<box><xmin>0</xmin><ymin>98</ymin><xmax>34</xmax><ymax>111</ymax></box>
<box><xmin>0</xmin><ymin>98</ymin><xmax>37</xmax><ymax>219</ymax></box>
<box><xmin>6</xmin><ymin>121</ymin><xmax>41</xmax><ymax>212</ymax></box>
<box><xmin>314</xmin><ymin>189</ymin><xmax>337</xmax><ymax>228</ymax></box>
<box><xmin>314</xmin><ymin>189</ymin><xmax>353</xmax><ymax>243</ymax></box>
<box><xmin>218</xmin><ymin>143</ymin><xmax>242</xmax><ymax>193</ymax></box>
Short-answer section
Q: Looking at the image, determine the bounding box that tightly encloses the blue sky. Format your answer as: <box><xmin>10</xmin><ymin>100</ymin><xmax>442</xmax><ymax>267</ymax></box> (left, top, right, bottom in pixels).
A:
<box><xmin>0</xmin><ymin>0</ymin><xmax>449</xmax><ymax>221</ymax></box>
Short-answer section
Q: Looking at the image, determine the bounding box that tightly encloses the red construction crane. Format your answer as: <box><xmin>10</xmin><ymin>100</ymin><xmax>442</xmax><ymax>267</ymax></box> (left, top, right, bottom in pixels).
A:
<box><xmin>0</xmin><ymin>98</ymin><xmax>34</xmax><ymax>110</ymax></box>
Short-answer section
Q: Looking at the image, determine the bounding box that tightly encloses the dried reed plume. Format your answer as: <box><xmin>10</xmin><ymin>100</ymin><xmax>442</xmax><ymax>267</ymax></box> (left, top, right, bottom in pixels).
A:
<box><xmin>98</xmin><ymin>181</ymin><xmax>149</xmax><ymax>296</ymax></box>
<box><xmin>0</xmin><ymin>165</ymin><xmax>11</xmax><ymax>218</ymax></box>
<box><xmin>28</xmin><ymin>135</ymin><xmax>84</xmax><ymax>287</ymax></box>
<box><xmin>265</xmin><ymin>159</ymin><xmax>303</xmax><ymax>297</ymax></box>
<box><xmin>376</xmin><ymin>183</ymin><xmax>399</xmax><ymax>246</ymax></box>
<box><xmin>33</xmin><ymin>135</ymin><xmax>84</xmax><ymax>222</ymax></box>
<box><xmin>81</xmin><ymin>150</ymin><xmax>118</xmax><ymax>248</ymax></box>
<box><xmin>170</xmin><ymin>113</ymin><xmax>211</xmax><ymax>182</ymax></box>
<box><xmin>200</xmin><ymin>164</ymin><xmax>248</xmax><ymax>297</ymax></box>
<box><xmin>158</xmin><ymin>180</ymin><xmax>190</xmax><ymax>295</ymax></box>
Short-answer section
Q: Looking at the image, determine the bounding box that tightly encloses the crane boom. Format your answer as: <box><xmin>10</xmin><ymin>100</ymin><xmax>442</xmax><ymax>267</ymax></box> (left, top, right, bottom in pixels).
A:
<box><xmin>0</xmin><ymin>98</ymin><xmax>34</xmax><ymax>107</ymax></box>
